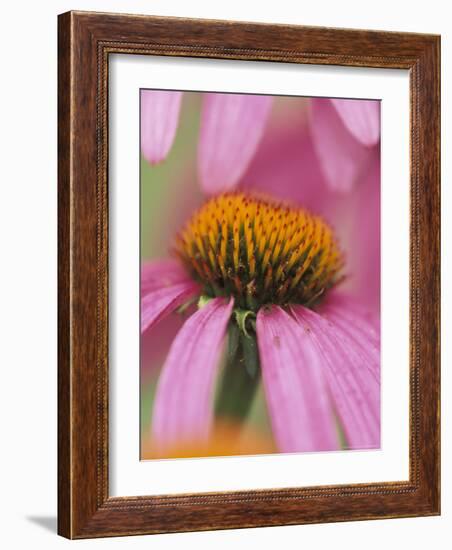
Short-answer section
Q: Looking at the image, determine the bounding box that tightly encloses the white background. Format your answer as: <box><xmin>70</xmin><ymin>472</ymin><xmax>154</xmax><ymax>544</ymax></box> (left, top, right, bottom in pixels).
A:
<box><xmin>0</xmin><ymin>0</ymin><xmax>449</xmax><ymax>548</ymax></box>
<box><xmin>110</xmin><ymin>57</ymin><xmax>409</xmax><ymax>496</ymax></box>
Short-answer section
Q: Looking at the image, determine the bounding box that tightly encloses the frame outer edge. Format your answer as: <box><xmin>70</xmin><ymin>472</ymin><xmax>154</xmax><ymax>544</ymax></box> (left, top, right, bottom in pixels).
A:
<box><xmin>421</xmin><ymin>36</ymin><xmax>441</xmax><ymax>515</ymax></box>
<box><xmin>57</xmin><ymin>11</ymin><xmax>73</xmax><ymax>539</ymax></box>
<box><xmin>408</xmin><ymin>37</ymin><xmax>441</xmax><ymax>516</ymax></box>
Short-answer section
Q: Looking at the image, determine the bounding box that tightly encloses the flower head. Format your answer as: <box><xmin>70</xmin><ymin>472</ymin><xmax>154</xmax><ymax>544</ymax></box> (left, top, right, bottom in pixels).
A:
<box><xmin>175</xmin><ymin>193</ymin><xmax>344</xmax><ymax>310</ymax></box>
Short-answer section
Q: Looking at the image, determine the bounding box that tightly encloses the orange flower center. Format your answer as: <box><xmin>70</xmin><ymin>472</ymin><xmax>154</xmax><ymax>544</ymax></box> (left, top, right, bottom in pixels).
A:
<box><xmin>174</xmin><ymin>193</ymin><xmax>344</xmax><ymax>311</ymax></box>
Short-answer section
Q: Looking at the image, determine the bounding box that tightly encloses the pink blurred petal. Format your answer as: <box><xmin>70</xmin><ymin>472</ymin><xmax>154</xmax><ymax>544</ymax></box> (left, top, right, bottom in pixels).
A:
<box><xmin>292</xmin><ymin>305</ymin><xmax>380</xmax><ymax>449</ymax></box>
<box><xmin>256</xmin><ymin>306</ymin><xmax>338</xmax><ymax>453</ymax></box>
<box><xmin>141</xmin><ymin>90</ymin><xmax>183</xmax><ymax>164</ymax></box>
<box><xmin>141</xmin><ymin>281</ymin><xmax>200</xmax><ymax>334</ymax></box>
<box><xmin>151</xmin><ymin>297</ymin><xmax>234</xmax><ymax>448</ymax></box>
<box><xmin>310</xmin><ymin>98</ymin><xmax>374</xmax><ymax>193</ymax></box>
<box><xmin>345</xmin><ymin>149</ymin><xmax>381</xmax><ymax>313</ymax></box>
<box><xmin>330</xmin><ymin>99</ymin><xmax>380</xmax><ymax>147</ymax></box>
<box><xmin>240</xmin><ymin>100</ymin><xmax>341</xmax><ymax>221</ymax></box>
<box><xmin>141</xmin><ymin>258</ymin><xmax>191</xmax><ymax>296</ymax></box>
<box><xmin>141</xmin><ymin>307</ymin><xmax>191</xmax><ymax>378</ymax></box>
<box><xmin>241</xmin><ymin>119</ymin><xmax>325</xmax><ymax>205</ymax></box>
<box><xmin>198</xmin><ymin>93</ymin><xmax>272</xmax><ymax>195</ymax></box>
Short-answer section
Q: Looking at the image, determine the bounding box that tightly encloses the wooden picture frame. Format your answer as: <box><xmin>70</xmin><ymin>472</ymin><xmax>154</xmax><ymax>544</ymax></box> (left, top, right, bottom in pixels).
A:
<box><xmin>58</xmin><ymin>10</ymin><xmax>440</xmax><ymax>538</ymax></box>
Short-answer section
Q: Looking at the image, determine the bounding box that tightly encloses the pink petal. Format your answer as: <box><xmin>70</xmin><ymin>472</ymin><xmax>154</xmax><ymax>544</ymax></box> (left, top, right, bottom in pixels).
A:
<box><xmin>330</xmin><ymin>99</ymin><xmax>380</xmax><ymax>147</ymax></box>
<box><xmin>309</xmin><ymin>98</ymin><xmax>374</xmax><ymax>193</ymax></box>
<box><xmin>151</xmin><ymin>297</ymin><xmax>234</xmax><ymax>448</ymax></box>
<box><xmin>141</xmin><ymin>90</ymin><xmax>183</xmax><ymax>164</ymax></box>
<box><xmin>198</xmin><ymin>93</ymin><xmax>272</xmax><ymax>195</ymax></box>
<box><xmin>141</xmin><ymin>281</ymin><xmax>200</xmax><ymax>334</ymax></box>
<box><xmin>320</xmin><ymin>309</ymin><xmax>380</xmax><ymax>380</ymax></box>
<box><xmin>256</xmin><ymin>306</ymin><xmax>338</xmax><ymax>453</ymax></box>
<box><xmin>141</xmin><ymin>258</ymin><xmax>191</xmax><ymax>296</ymax></box>
<box><xmin>344</xmin><ymin>149</ymin><xmax>381</xmax><ymax>313</ymax></box>
<box><xmin>317</xmin><ymin>296</ymin><xmax>380</xmax><ymax>380</ymax></box>
<box><xmin>141</xmin><ymin>307</ymin><xmax>191</xmax><ymax>378</ymax></box>
<box><xmin>320</xmin><ymin>291</ymin><xmax>380</xmax><ymax>347</ymax></box>
<box><xmin>240</xmin><ymin>100</ymin><xmax>335</xmax><ymax>217</ymax></box>
<box><xmin>292</xmin><ymin>305</ymin><xmax>380</xmax><ymax>450</ymax></box>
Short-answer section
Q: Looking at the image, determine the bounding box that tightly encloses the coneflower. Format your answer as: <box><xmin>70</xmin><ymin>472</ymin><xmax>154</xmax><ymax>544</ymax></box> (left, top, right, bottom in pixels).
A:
<box><xmin>141</xmin><ymin>90</ymin><xmax>380</xmax><ymax>456</ymax></box>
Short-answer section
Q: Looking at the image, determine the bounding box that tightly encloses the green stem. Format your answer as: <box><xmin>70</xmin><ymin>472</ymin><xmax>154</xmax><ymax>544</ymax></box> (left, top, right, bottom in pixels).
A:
<box><xmin>214</xmin><ymin>326</ymin><xmax>261</xmax><ymax>423</ymax></box>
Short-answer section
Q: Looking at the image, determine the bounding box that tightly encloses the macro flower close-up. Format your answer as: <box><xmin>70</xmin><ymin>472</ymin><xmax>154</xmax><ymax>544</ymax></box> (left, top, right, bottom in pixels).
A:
<box><xmin>140</xmin><ymin>89</ymin><xmax>381</xmax><ymax>459</ymax></box>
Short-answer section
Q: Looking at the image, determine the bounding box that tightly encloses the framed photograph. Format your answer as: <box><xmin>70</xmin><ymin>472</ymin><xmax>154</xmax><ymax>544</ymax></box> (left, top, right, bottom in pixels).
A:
<box><xmin>58</xmin><ymin>11</ymin><xmax>440</xmax><ymax>538</ymax></box>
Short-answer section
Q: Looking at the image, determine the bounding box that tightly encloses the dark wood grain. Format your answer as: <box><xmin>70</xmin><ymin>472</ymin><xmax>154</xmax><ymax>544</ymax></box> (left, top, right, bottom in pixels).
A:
<box><xmin>58</xmin><ymin>10</ymin><xmax>440</xmax><ymax>539</ymax></box>
<box><xmin>57</xmin><ymin>10</ymin><xmax>71</xmax><ymax>539</ymax></box>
